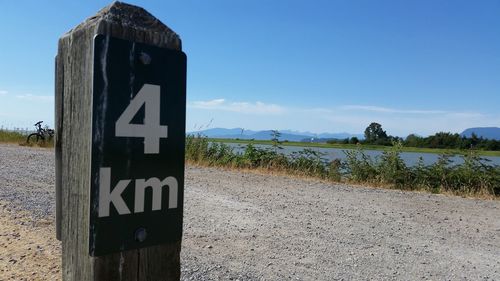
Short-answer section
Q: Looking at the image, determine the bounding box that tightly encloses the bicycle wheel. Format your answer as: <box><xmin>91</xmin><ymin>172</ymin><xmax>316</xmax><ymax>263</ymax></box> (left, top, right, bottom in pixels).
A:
<box><xmin>47</xmin><ymin>129</ymin><xmax>55</xmax><ymax>141</ymax></box>
<box><xmin>27</xmin><ymin>133</ymin><xmax>44</xmax><ymax>144</ymax></box>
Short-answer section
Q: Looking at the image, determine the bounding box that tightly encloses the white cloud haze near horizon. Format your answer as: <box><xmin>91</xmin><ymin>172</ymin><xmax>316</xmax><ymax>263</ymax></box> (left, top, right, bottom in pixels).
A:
<box><xmin>187</xmin><ymin>98</ymin><xmax>499</xmax><ymax>137</ymax></box>
<box><xmin>1</xmin><ymin>93</ymin><xmax>499</xmax><ymax>137</ymax></box>
<box><xmin>0</xmin><ymin>91</ymin><xmax>55</xmax><ymax>130</ymax></box>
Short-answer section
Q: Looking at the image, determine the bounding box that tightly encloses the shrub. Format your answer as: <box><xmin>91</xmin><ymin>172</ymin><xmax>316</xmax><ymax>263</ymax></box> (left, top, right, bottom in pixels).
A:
<box><xmin>184</xmin><ymin>135</ymin><xmax>499</xmax><ymax>197</ymax></box>
<box><xmin>376</xmin><ymin>141</ymin><xmax>410</xmax><ymax>188</ymax></box>
<box><xmin>344</xmin><ymin>148</ymin><xmax>377</xmax><ymax>182</ymax></box>
<box><xmin>290</xmin><ymin>149</ymin><xmax>328</xmax><ymax>178</ymax></box>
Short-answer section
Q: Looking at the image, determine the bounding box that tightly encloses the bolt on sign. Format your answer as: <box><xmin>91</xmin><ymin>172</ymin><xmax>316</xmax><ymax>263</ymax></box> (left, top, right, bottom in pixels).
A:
<box><xmin>90</xmin><ymin>35</ymin><xmax>186</xmax><ymax>256</ymax></box>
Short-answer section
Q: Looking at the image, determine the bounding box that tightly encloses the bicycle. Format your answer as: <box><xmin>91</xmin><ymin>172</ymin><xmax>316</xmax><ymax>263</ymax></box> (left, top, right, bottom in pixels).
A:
<box><xmin>26</xmin><ymin>121</ymin><xmax>54</xmax><ymax>144</ymax></box>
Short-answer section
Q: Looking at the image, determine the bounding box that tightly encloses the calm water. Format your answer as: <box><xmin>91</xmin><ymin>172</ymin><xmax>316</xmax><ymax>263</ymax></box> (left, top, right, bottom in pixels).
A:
<box><xmin>223</xmin><ymin>143</ymin><xmax>500</xmax><ymax>167</ymax></box>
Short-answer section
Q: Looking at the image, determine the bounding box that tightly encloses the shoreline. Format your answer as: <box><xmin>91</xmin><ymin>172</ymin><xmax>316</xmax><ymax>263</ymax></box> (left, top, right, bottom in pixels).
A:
<box><xmin>208</xmin><ymin>138</ymin><xmax>500</xmax><ymax>157</ymax></box>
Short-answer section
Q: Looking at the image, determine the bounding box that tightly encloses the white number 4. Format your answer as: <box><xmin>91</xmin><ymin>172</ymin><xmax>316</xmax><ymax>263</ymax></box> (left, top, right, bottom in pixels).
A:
<box><xmin>115</xmin><ymin>84</ymin><xmax>168</xmax><ymax>154</ymax></box>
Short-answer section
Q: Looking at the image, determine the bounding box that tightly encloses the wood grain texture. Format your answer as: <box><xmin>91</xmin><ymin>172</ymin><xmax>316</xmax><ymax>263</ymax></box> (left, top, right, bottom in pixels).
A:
<box><xmin>55</xmin><ymin>2</ymin><xmax>182</xmax><ymax>280</ymax></box>
<box><xmin>55</xmin><ymin>54</ymin><xmax>63</xmax><ymax>241</ymax></box>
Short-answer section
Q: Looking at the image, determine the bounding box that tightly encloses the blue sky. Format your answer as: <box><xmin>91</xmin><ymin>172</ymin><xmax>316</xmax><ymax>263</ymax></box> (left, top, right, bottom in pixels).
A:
<box><xmin>0</xmin><ymin>0</ymin><xmax>499</xmax><ymax>136</ymax></box>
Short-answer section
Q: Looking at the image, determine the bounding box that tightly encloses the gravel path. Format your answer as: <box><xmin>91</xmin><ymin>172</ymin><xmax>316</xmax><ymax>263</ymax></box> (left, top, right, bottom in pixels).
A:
<box><xmin>0</xmin><ymin>144</ymin><xmax>499</xmax><ymax>280</ymax></box>
<box><xmin>0</xmin><ymin>144</ymin><xmax>55</xmax><ymax>218</ymax></box>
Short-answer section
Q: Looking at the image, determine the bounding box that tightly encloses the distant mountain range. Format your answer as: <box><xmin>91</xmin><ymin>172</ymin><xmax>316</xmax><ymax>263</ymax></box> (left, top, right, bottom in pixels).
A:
<box><xmin>189</xmin><ymin>127</ymin><xmax>500</xmax><ymax>142</ymax></box>
<box><xmin>188</xmin><ymin>128</ymin><xmax>364</xmax><ymax>142</ymax></box>
<box><xmin>460</xmin><ymin>127</ymin><xmax>500</xmax><ymax>140</ymax></box>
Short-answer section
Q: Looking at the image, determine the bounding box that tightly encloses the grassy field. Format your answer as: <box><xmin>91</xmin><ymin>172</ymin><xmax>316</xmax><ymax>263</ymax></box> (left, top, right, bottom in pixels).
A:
<box><xmin>0</xmin><ymin>130</ymin><xmax>26</xmax><ymax>143</ymax></box>
<box><xmin>208</xmin><ymin>138</ymin><xmax>500</xmax><ymax>157</ymax></box>
<box><xmin>0</xmin><ymin>129</ymin><xmax>53</xmax><ymax>147</ymax></box>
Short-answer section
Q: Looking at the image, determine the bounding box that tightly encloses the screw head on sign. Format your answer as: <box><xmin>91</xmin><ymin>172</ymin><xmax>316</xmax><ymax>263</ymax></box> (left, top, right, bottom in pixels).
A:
<box><xmin>135</xmin><ymin>227</ymin><xmax>147</xmax><ymax>243</ymax></box>
<box><xmin>139</xmin><ymin>52</ymin><xmax>151</xmax><ymax>65</ymax></box>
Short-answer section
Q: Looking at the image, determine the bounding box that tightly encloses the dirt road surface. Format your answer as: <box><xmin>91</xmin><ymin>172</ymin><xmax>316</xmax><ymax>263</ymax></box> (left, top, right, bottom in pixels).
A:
<box><xmin>0</xmin><ymin>144</ymin><xmax>499</xmax><ymax>280</ymax></box>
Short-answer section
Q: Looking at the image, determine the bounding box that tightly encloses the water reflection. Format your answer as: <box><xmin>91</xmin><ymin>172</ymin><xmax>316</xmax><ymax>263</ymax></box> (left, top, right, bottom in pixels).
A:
<box><xmin>222</xmin><ymin>143</ymin><xmax>500</xmax><ymax>166</ymax></box>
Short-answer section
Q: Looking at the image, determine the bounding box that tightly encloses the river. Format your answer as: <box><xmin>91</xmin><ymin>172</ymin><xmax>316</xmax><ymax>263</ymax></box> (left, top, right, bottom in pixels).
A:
<box><xmin>223</xmin><ymin>143</ymin><xmax>500</xmax><ymax>167</ymax></box>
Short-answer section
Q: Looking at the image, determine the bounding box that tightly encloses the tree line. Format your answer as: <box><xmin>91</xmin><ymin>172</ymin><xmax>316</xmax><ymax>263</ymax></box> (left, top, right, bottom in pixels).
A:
<box><xmin>327</xmin><ymin>122</ymin><xmax>500</xmax><ymax>151</ymax></box>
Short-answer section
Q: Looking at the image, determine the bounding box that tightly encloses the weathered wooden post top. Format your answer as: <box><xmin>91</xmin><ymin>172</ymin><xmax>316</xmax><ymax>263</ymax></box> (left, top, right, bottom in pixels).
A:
<box><xmin>55</xmin><ymin>2</ymin><xmax>186</xmax><ymax>280</ymax></box>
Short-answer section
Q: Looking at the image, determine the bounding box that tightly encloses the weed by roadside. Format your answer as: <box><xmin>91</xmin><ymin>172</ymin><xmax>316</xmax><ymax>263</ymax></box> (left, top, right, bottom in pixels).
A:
<box><xmin>0</xmin><ymin>129</ymin><xmax>25</xmax><ymax>143</ymax></box>
<box><xmin>186</xmin><ymin>135</ymin><xmax>500</xmax><ymax>198</ymax></box>
<box><xmin>0</xmin><ymin>129</ymin><xmax>53</xmax><ymax>148</ymax></box>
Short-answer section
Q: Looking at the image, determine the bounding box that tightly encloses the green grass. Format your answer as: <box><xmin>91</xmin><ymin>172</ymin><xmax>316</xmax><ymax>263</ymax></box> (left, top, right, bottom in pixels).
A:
<box><xmin>189</xmin><ymin>136</ymin><xmax>500</xmax><ymax>198</ymax></box>
<box><xmin>0</xmin><ymin>130</ymin><xmax>26</xmax><ymax>143</ymax></box>
<box><xmin>0</xmin><ymin>129</ymin><xmax>53</xmax><ymax>147</ymax></box>
<box><xmin>208</xmin><ymin>138</ymin><xmax>500</xmax><ymax>157</ymax></box>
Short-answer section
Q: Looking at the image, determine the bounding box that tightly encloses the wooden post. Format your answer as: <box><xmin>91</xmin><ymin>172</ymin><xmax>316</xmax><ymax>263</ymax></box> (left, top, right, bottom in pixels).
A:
<box><xmin>55</xmin><ymin>2</ymin><xmax>183</xmax><ymax>280</ymax></box>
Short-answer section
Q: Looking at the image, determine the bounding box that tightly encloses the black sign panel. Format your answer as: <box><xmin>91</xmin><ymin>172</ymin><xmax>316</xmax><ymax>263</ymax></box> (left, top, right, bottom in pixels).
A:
<box><xmin>90</xmin><ymin>35</ymin><xmax>186</xmax><ymax>256</ymax></box>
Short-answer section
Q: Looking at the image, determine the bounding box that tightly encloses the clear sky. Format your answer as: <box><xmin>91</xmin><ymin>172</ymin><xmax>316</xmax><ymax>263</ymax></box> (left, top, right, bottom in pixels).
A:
<box><xmin>0</xmin><ymin>0</ymin><xmax>498</xmax><ymax>136</ymax></box>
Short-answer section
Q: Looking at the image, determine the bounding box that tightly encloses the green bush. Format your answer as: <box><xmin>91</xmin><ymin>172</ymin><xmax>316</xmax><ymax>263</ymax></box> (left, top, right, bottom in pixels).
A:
<box><xmin>411</xmin><ymin>157</ymin><xmax>430</xmax><ymax>190</ymax></box>
<box><xmin>184</xmin><ymin>135</ymin><xmax>499</xmax><ymax>197</ymax></box>
<box><xmin>344</xmin><ymin>148</ymin><xmax>377</xmax><ymax>182</ymax></box>
<box><xmin>290</xmin><ymin>149</ymin><xmax>328</xmax><ymax>178</ymax></box>
<box><xmin>447</xmin><ymin>152</ymin><xmax>499</xmax><ymax>195</ymax></box>
<box><xmin>376</xmin><ymin>141</ymin><xmax>409</xmax><ymax>188</ymax></box>
<box><xmin>426</xmin><ymin>154</ymin><xmax>452</xmax><ymax>193</ymax></box>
